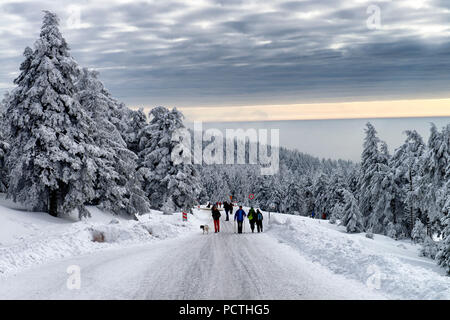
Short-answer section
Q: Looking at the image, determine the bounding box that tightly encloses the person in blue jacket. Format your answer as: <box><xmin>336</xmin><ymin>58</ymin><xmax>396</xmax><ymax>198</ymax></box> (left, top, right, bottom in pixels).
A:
<box><xmin>234</xmin><ymin>206</ymin><xmax>246</xmax><ymax>234</ymax></box>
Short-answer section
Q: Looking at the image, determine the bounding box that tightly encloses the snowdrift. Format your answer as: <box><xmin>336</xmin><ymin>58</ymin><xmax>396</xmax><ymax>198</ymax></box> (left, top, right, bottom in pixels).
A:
<box><xmin>267</xmin><ymin>213</ymin><xmax>450</xmax><ymax>300</ymax></box>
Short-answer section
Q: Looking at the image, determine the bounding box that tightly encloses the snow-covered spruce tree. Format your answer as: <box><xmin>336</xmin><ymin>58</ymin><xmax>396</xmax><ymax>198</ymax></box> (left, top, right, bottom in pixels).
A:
<box><xmin>367</xmin><ymin>142</ymin><xmax>396</xmax><ymax>234</ymax></box>
<box><xmin>358</xmin><ymin>123</ymin><xmax>396</xmax><ymax>233</ymax></box>
<box><xmin>124</xmin><ymin>108</ymin><xmax>147</xmax><ymax>154</ymax></box>
<box><xmin>284</xmin><ymin>176</ymin><xmax>303</xmax><ymax>214</ymax></box>
<box><xmin>4</xmin><ymin>11</ymin><xmax>98</xmax><ymax>217</ymax></box>
<box><xmin>330</xmin><ymin>202</ymin><xmax>343</xmax><ymax>224</ymax></box>
<box><xmin>313</xmin><ymin>172</ymin><xmax>330</xmax><ymax>218</ymax></box>
<box><xmin>340</xmin><ymin>189</ymin><xmax>364</xmax><ymax>233</ymax></box>
<box><xmin>199</xmin><ymin>165</ymin><xmax>231</xmax><ymax>203</ymax></box>
<box><xmin>391</xmin><ymin>130</ymin><xmax>426</xmax><ymax>236</ymax></box>
<box><xmin>253</xmin><ymin>175</ymin><xmax>274</xmax><ymax>211</ymax></box>
<box><xmin>76</xmin><ymin>68</ymin><xmax>150</xmax><ymax>216</ymax></box>
<box><xmin>435</xmin><ymin>126</ymin><xmax>449</xmax><ymax>274</ymax></box>
<box><xmin>267</xmin><ymin>175</ymin><xmax>286</xmax><ymax>213</ymax></box>
<box><xmin>326</xmin><ymin>170</ymin><xmax>348</xmax><ymax>220</ymax></box>
<box><xmin>419</xmin><ymin>124</ymin><xmax>449</xmax><ymax>237</ymax></box>
<box><xmin>411</xmin><ymin>219</ymin><xmax>427</xmax><ymax>243</ymax></box>
<box><xmin>358</xmin><ymin>123</ymin><xmax>381</xmax><ymax>220</ymax></box>
<box><xmin>138</xmin><ymin>106</ymin><xmax>200</xmax><ymax>213</ymax></box>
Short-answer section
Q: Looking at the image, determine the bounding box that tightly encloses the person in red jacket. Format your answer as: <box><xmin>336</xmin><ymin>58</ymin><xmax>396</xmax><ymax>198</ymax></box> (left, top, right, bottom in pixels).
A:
<box><xmin>211</xmin><ymin>205</ymin><xmax>221</xmax><ymax>233</ymax></box>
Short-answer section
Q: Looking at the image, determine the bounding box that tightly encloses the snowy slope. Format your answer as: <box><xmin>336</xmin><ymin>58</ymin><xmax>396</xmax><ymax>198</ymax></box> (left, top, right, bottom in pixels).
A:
<box><xmin>0</xmin><ymin>194</ymin><xmax>200</xmax><ymax>276</ymax></box>
<box><xmin>266</xmin><ymin>213</ymin><xmax>450</xmax><ymax>299</ymax></box>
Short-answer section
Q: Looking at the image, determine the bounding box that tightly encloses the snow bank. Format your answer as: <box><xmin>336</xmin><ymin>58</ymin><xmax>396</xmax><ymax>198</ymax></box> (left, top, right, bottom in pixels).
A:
<box><xmin>266</xmin><ymin>213</ymin><xmax>450</xmax><ymax>300</ymax></box>
<box><xmin>0</xmin><ymin>198</ymin><xmax>200</xmax><ymax>277</ymax></box>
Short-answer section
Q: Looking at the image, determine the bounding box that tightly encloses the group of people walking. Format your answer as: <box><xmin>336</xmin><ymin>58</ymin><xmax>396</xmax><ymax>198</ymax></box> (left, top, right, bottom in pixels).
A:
<box><xmin>210</xmin><ymin>202</ymin><xmax>264</xmax><ymax>234</ymax></box>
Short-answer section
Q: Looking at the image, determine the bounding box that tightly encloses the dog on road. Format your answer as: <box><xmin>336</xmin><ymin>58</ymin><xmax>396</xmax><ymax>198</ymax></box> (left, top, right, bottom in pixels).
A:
<box><xmin>200</xmin><ymin>225</ymin><xmax>210</xmax><ymax>234</ymax></box>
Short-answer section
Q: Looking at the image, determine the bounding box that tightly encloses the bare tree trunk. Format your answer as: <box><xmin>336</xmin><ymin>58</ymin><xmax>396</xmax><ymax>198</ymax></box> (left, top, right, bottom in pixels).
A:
<box><xmin>49</xmin><ymin>190</ymin><xmax>58</xmax><ymax>217</ymax></box>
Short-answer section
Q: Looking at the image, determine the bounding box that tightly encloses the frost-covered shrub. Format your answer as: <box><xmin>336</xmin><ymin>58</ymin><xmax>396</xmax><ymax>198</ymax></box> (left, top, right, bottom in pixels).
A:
<box><xmin>365</xmin><ymin>232</ymin><xmax>374</xmax><ymax>239</ymax></box>
<box><xmin>109</xmin><ymin>218</ymin><xmax>120</xmax><ymax>225</ymax></box>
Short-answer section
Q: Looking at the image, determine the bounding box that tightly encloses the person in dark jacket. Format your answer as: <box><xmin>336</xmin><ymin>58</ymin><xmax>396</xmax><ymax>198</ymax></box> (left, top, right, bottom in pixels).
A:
<box><xmin>256</xmin><ymin>209</ymin><xmax>264</xmax><ymax>233</ymax></box>
<box><xmin>212</xmin><ymin>205</ymin><xmax>221</xmax><ymax>233</ymax></box>
<box><xmin>223</xmin><ymin>201</ymin><xmax>230</xmax><ymax>221</ymax></box>
<box><xmin>234</xmin><ymin>206</ymin><xmax>246</xmax><ymax>233</ymax></box>
<box><xmin>248</xmin><ymin>207</ymin><xmax>256</xmax><ymax>233</ymax></box>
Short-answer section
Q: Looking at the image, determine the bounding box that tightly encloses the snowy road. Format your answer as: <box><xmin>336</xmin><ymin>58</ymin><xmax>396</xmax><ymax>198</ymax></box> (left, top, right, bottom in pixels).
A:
<box><xmin>0</xmin><ymin>210</ymin><xmax>385</xmax><ymax>299</ymax></box>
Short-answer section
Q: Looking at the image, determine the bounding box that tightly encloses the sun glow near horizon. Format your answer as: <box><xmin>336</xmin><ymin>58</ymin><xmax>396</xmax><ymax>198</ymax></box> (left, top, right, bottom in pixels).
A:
<box><xmin>134</xmin><ymin>98</ymin><xmax>450</xmax><ymax>122</ymax></box>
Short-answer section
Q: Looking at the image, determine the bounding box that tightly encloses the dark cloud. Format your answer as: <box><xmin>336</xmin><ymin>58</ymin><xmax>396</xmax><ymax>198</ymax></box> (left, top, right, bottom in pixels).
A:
<box><xmin>1</xmin><ymin>0</ymin><xmax>449</xmax><ymax>107</ymax></box>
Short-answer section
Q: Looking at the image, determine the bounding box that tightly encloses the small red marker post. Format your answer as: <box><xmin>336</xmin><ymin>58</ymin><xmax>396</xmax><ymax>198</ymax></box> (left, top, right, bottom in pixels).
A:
<box><xmin>182</xmin><ymin>212</ymin><xmax>187</xmax><ymax>221</ymax></box>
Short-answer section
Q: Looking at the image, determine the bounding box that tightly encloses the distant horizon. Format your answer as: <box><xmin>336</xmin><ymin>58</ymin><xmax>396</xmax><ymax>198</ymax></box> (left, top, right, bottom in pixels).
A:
<box><xmin>187</xmin><ymin>117</ymin><xmax>450</xmax><ymax>163</ymax></box>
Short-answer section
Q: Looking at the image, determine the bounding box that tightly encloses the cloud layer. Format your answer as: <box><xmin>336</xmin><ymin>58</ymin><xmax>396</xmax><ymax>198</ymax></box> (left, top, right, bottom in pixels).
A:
<box><xmin>1</xmin><ymin>0</ymin><xmax>450</xmax><ymax>110</ymax></box>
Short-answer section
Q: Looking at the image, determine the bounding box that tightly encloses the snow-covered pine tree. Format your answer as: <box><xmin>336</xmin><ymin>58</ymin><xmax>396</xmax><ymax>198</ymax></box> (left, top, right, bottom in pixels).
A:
<box><xmin>391</xmin><ymin>130</ymin><xmax>426</xmax><ymax>236</ymax></box>
<box><xmin>340</xmin><ymin>189</ymin><xmax>364</xmax><ymax>233</ymax></box>
<box><xmin>198</xmin><ymin>165</ymin><xmax>231</xmax><ymax>203</ymax></box>
<box><xmin>326</xmin><ymin>170</ymin><xmax>348</xmax><ymax>220</ymax></box>
<box><xmin>124</xmin><ymin>108</ymin><xmax>147</xmax><ymax>154</ymax></box>
<box><xmin>299</xmin><ymin>175</ymin><xmax>315</xmax><ymax>216</ymax></box>
<box><xmin>411</xmin><ymin>218</ymin><xmax>427</xmax><ymax>243</ymax></box>
<box><xmin>138</xmin><ymin>106</ymin><xmax>200</xmax><ymax>213</ymax></box>
<box><xmin>358</xmin><ymin>123</ymin><xmax>395</xmax><ymax>233</ymax></box>
<box><xmin>284</xmin><ymin>176</ymin><xmax>303</xmax><ymax>214</ymax></box>
<box><xmin>267</xmin><ymin>175</ymin><xmax>285</xmax><ymax>213</ymax></box>
<box><xmin>4</xmin><ymin>11</ymin><xmax>98</xmax><ymax>217</ymax></box>
<box><xmin>367</xmin><ymin>141</ymin><xmax>396</xmax><ymax>234</ymax></box>
<box><xmin>253</xmin><ymin>175</ymin><xmax>274</xmax><ymax>211</ymax></box>
<box><xmin>419</xmin><ymin>124</ymin><xmax>449</xmax><ymax>236</ymax></box>
<box><xmin>358</xmin><ymin>123</ymin><xmax>381</xmax><ymax>220</ymax></box>
<box><xmin>435</xmin><ymin>125</ymin><xmax>449</xmax><ymax>275</ymax></box>
<box><xmin>76</xmin><ymin>68</ymin><xmax>150</xmax><ymax>216</ymax></box>
<box><xmin>313</xmin><ymin>172</ymin><xmax>330</xmax><ymax>218</ymax></box>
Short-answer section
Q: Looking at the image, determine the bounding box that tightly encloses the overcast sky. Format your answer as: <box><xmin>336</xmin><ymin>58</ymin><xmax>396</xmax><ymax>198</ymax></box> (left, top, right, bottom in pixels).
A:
<box><xmin>0</xmin><ymin>0</ymin><xmax>449</xmax><ymax>160</ymax></box>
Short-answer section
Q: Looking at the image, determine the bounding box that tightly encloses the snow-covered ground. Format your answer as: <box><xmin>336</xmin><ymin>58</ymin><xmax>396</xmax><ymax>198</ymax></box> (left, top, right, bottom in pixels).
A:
<box><xmin>0</xmin><ymin>199</ymin><xmax>448</xmax><ymax>299</ymax></box>
<box><xmin>0</xmin><ymin>194</ymin><xmax>200</xmax><ymax>277</ymax></box>
<box><xmin>266</xmin><ymin>213</ymin><xmax>450</xmax><ymax>299</ymax></box>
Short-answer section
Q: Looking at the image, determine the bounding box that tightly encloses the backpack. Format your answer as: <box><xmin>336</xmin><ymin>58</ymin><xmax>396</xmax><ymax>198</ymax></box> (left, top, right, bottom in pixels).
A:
<box><xmin>257</xmin><ymin>212</ymin><xmax>263</xmax><ymax>221</ymax></box>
